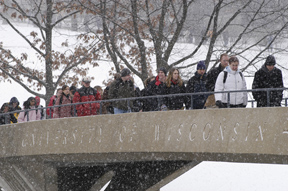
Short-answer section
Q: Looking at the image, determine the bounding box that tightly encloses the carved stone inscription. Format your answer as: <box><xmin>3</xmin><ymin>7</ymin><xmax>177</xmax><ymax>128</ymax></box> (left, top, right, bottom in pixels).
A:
<box><xmin>19</xmin><ymin>121</ymin><xmax>272</xmax><ymax>149</ymax></box>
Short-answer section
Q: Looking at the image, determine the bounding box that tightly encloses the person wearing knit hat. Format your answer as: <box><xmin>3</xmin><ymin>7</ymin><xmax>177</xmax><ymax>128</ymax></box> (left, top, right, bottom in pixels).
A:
<box><xmin>121</xmin><ymin>68</ymin><xmax>131</xmax><ymax>77</ymax></box>
<box><xmin>157</xmin><ymin>67</ymin><xmax>167</xmax><ymax>76</ymax></box>
<box><xmin>252</xmin><ymin>55</ymin><xmax>283</xmax><ymax>107</ymax></box>
<box><xmin>197</xmin><ymin>60</ymin><xmax>206</xmax><ymax>70</ymax></box>
<box><xmin>186</xmin><ymin>60</ymin><xmax>208</xmax><ymax>109</ymax></box>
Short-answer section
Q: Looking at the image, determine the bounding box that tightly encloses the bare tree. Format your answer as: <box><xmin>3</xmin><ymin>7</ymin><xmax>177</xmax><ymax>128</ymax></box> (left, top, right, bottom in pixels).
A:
<box><xmin>81</xmin><ymin>0</ymin><xmax>288</xmax><ymax>84</ymax></box>
<box><xmin>0</xmin><ymin>0</ymin><xmax>103</xmax><ymax>105</ymax></box>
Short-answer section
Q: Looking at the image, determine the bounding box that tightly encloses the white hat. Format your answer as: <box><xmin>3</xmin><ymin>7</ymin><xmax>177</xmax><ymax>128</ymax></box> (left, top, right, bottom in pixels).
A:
<box><xmin>82</xmin><ymin>77</ymin><xmax>91</xmax><ymax>82</ymax></box>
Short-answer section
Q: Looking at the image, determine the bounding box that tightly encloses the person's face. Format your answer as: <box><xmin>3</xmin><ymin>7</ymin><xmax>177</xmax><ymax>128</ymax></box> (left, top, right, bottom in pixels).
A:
<box><xmin>122</xmin><ymin>75</ymin><xmax>130</xmax><ymax>82</ymax></box>
<box><xmin>221</xmin><ymin>55</ymin><xmax>229</xmax><ymax>68</ymax></box>
<box><xmin>172</xmin><ymin>70</ymin><xmax>179</xmax><ymax>81</ymax></box>
<box><xmin>30</xmin><ymin>99</ymin><xmax>35</xmax><ymax>106</ymax></box>
<box><xmin>158</xmin><ymin>71</ymin><xmax>166</xmax><ymax>81</ymax></box>
<box><xmin>230</xmin><ymin>61</ymin><xmax>239</xmax><ymax>71</ymax></box>
<box><xmin>12</xmin><ymin>102</ymin><xmax>17</xmax><ymax>108</ymax></box>
<box><xmin>82</xmin><ymin>81</ymin><xmax>91</xmax><ymax>88</ymax></box>
<box><xmin>197</xmin><ymin>69</ymin><xmax>205</xmax><ymax>75</ymax></box>
<box><xmin>266</xmin><ymin>65</ymin><xmax>274</xmax><ymax>71</ymax></box>
<box><xmin>3</xmin><ymin>106</ymin><xmax>9</xmax><ymax>113</ymax></box>
<box><xmin>63</xmin><ymin>87</ymin><xmax>70</xmax><ymax>95</ymax></box>
<box><xmin>57</xmin><ymin>90</ymin><xmax>62</xmax><ymax>96</ymax></box>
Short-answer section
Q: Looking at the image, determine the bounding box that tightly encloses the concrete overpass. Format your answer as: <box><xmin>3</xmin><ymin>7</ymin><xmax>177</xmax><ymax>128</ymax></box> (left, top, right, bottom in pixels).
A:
<box><xmin>0</xmin><ymin>107</ymin><xmax>288</xmax><ymax>191</ymax></box>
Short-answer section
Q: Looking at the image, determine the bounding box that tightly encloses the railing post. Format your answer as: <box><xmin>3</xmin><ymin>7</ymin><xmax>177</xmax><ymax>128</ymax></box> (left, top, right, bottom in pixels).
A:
<box><xmin>127</xmin><ymin>100</ymin><xmax>131</xmax><ymax>113</ymax></box>
<box><xmin>157</xmin><ymin>97</ymin><xmax>161</xmax><ymax>111</ymax></box>
<box><xmin>267</xmin><ymin>90</ymin><xmax>270</xmax><ymax>107</ymax></box>
<box><xmin>190</xmin><ymin>95</ymin><xmax>193</xmax><ymax>110</ymax></box>
<box><xmin>27</xmin><ymin>111</ymin><xmax>29</xmax><ymax>121</ymax></box>
<box><xmin>227</xmin><ymin>92</ymin><xmax>230</xmax><ymax>108</ymax></box>
<box><xmin>99</xmin><ymin>102</ymin><xmax>102</xmax><ymax>115</ymax></box>
<box><xmin>73</xmin><ymin>105</ymin><xmax>77</xmax><ymax>117</ymax></box>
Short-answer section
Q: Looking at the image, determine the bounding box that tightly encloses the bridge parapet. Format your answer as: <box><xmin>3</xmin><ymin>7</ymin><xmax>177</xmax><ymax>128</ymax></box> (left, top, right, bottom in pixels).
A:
<box><xmin>0</xmin><ymin>107</ymin><xmax>288</xmax><ymax>190</ymax></box>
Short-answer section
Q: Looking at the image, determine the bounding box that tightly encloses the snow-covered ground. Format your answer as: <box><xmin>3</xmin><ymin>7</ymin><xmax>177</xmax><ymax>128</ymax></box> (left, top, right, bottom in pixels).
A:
<box><xmin>1</xmin><ymin>22</ymin><xmax>288</xmax><ymax>191</ymax></box>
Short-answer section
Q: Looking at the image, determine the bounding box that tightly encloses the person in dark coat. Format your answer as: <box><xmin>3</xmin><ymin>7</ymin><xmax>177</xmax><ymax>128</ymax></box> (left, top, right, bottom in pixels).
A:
<box><xmin>108</xmin><ymin>68</ymin><xmax>135</xmax><ymax>114</ymax></box>
<box><xmin>145</xmin><ymin>67</ymin><xmax>168</xmax><ymax>111</ymax></box>
<box><xmin>53</xmin><ymin>85</ymin><xmax>75</xmax><ymax>118</ymax></box>
<box><xmin>205</xmin><ymin>53</ymin><xmax>229</xmax><ymax>108</ymax></box>
<box><xmin>0</xmin><ymin>103</ymin><xmax>17</xmax><ymax>125</ymax></box>
<box><xmin>186</xmin><ymin>61</ymin><xmax>209</xmax><ymax>109</ymax></box>
<box><xmin>252</xmin><ymin>55</ymin><xmax>284</xmax><ymax>107</ymax></box>
<box><xmin>8</xmin><ymin>97</ymin><xmax>22</xmax><ymax>123</ymax></box>
<box><xmin>141</xmin><ymin>76</ymin><xmax>155</xmax><ymax>112</ymax></box>
<box><xmin>102</xmin><ymin>73</ymin><xmax>121</xmax><ymax>114</ymax></box>
<box><xmin>165</xmin><ymin>68</ymin><xmax>187</xmax><ymax>110</ymax></box>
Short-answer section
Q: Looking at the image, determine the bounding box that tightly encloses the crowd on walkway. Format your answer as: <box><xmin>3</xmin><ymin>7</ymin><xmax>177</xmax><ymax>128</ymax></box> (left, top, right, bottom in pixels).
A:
<box><xmin>0</xmin><ymin>54</ymin><xmax>285</xmax><ymax>125</ymax></box>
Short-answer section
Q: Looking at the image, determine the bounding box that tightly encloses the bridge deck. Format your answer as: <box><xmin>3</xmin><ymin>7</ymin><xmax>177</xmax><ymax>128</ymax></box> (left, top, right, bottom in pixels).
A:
<box><xmin>0</xmin><ymin>107</ymin><xmax>288</xmax><ymax>190</ymax></box>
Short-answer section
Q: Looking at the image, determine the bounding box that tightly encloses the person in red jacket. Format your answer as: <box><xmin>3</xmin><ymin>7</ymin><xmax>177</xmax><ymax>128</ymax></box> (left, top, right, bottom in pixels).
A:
<box><xmin>46</xmin><ymin>88</ymin><xmax>62</xmax><ymax>119</ymax></box>
<box><xmin>73</xmin><ymin>77</ymin><xmax>101</xmax><ymax>116</ymax></box>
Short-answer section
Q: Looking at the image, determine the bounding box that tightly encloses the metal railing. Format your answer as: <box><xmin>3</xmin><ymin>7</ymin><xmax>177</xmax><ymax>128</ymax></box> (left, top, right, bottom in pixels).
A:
<box><xmin>1</xmin><ymin>87</ymin><xmax>287</xmax><ymax>124</ymax></box>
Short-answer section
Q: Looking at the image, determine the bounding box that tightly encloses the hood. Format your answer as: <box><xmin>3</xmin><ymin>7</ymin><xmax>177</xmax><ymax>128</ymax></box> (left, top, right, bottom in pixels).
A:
<box><xmin>9</xmin><ymin>97</ymin><xmax>19</xmax><ymax>106</ymax></box>
<box><xmin>261</xmin><ymin>64</ymin><xmax>275</xmax><ymax>73</ymax></box>
<box><xmin>224</xmin><ymin>65</ymin><xmax>240</xmax><ymax>75</ymax></box>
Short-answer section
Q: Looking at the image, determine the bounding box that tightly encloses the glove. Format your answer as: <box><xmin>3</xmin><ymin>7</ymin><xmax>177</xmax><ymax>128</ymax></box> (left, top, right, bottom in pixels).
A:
<box><xmin>216</xmin><ymin>100</ymin><xmax>225</xmax><ymax>108</ymax></box>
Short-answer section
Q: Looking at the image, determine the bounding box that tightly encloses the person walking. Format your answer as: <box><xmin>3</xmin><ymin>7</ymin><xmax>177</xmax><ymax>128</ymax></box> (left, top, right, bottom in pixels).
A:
<box><xmin>205</xmin><ymin>53</ymin><xmax>229</xmax><ymax>108</ymax></box>
<box><xmin>165</xmin><ymin>68</ymin><xmax>187</xmax><ymax>110</ymax></box>
<box><xmin>214</xmin><ymin>56</ymin><xmax>247</xmax><ymax>108</ymax></box>
<box><xmin>108</xmin><ymin>68</ymin><xmax>135</xmax><ymax>114</ymax></box>
<box><xmin>186</xmin><ymin>61</ymin><xmax>208</xmax><ymax>109</ymax></box>
<box><xmin>252</xmin><ymin>55</ymin><xmax>284</xmax><ymax>107</ymax></box>
<box><xmin>53</xmin><ymin>85</ymin><xmax>74</xmax><ymax>118</ymax></box>
<box><xmin>73</xmin><ymin>77</ymin><xmax>101</xmax><ymax>116</ymax></box>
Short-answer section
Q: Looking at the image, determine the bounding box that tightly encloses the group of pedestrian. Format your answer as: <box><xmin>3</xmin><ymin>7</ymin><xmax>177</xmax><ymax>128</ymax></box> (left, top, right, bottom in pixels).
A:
<box><xmin>0</xmin><ymin>54</ymin><xmax>284</xmax><ymax>125</ymax></box>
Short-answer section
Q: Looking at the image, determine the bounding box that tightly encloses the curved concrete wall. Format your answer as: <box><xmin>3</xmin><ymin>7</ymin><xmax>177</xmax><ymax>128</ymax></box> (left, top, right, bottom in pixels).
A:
<box><xmin>1</xmin><ymin>107</ymin><xmax>288</xmax><ymax>163</ymax></box>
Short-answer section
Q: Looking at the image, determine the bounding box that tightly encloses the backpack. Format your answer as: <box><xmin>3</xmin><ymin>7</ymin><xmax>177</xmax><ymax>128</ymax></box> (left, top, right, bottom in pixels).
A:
<box><xmin>223</xmin><ymin>71</ymin><xmax>243</xmax><ymax>84</ymax></box>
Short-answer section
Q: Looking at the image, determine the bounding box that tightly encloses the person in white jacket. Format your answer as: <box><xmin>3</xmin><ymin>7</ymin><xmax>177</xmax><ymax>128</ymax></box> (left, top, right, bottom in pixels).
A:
<box><xmin>214</xmin><ymin>56</ymin><xmax>247</xmax><ymax>108</ymax></box>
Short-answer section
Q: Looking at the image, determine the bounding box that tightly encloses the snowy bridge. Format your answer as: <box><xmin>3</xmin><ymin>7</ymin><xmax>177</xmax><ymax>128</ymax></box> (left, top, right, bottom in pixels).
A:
<box><xmin>0</xmin><ymin>107</ymin><xmax>288</xmax><ymax>191</ymax></box>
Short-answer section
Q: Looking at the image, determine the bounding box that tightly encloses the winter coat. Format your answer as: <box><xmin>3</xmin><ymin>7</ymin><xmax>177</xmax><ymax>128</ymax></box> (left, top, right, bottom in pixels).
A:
<box><xmin>102</xmin><ymin>86</ymin><xmax>114</xmax><ymax>114</ymax></box>
<box><xmin>0</xmin><ymin>113</ymin><xmax>17</xmax><ymax>125</ymax></box>
<box><xmin>252</xmin><ymin>65</ymin><xmax>283</xmax><ymax>107</ymax></box>
<box><xmin>108</xmin><ymin>78</ymin><xmax>135</xmax><ymax>111</ymax></box>
<box><xmin>0</xmin><ymin>103</ymin><xmax>17</xmax><ymax>125</ymax></box>
<box><xmin>206</xmin><ymin>64</ymin><xmax>225</xmax><ymax>92</ymax></box>
<box><xmin>186</xmin><ymin>72</ymin><xmax>209</xmax><ymax>109</ymax></box>
<box><xmin>73</xmin><ymin>86</ymin><xmax>101</xmax><ymax>116</ymax></box>
<box><xmin>53</xmin><ymin>94</ymin><xmax>74</xmax><ymax>118</ymax></box>
<box><xmin>18</xmin><ymin>106</ymin><xmax>41</xmax><ymax>123</ymax></box>
<box><xmin>131</xmin><ymin>86</ymin><xmax>143</xmax><ymax>112</ymax></box>
<box><xmin>215</xmin><ymin>66</ymin><xmax>247</xmax><ymax>106</ymax></box>
<box><xmin>8</xmin><ymin>98</ymin><xmax>22</xmax><ymax>123</ymax></box>
<box><xmin>165</xmin><ymin>81</ymin><xmax>187</xmax><ymax>110</ymax></box>
<box><xmin>145</xmin><ymin>76</ymin><xmax>167</xmax><ymax>111</ymax></box>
